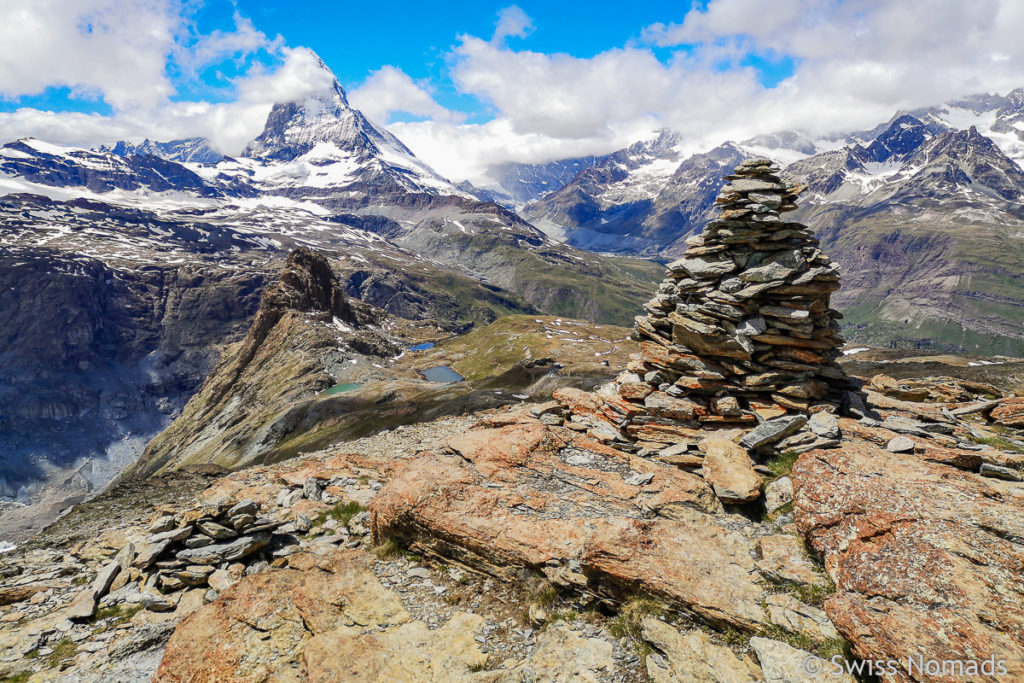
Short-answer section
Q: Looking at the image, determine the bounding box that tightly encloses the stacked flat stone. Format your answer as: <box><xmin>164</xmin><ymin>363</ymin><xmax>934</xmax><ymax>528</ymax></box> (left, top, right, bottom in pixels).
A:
<box><xmin>607</xmin><ymin>159</ymin><xmax>849</xmax><ymax>444</ymax></box>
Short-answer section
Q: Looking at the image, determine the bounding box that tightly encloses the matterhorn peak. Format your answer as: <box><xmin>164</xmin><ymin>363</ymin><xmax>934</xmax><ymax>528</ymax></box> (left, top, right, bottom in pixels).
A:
<box><xmin>242</xmin><ymin>53</ymin><xmax>378</xmax><ymax>162</ymax></box>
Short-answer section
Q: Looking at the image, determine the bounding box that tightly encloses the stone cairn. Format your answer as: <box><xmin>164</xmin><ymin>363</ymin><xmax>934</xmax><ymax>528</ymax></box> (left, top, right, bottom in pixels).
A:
<box><xmin>556</xmin><ymin>159</ymin><xmax>854</xmax><ymax>455</ymax></box>
<box><xmin>66</xmin><ymin>498</ymin><xmax>298</xmax><ymax>618</ymax></box>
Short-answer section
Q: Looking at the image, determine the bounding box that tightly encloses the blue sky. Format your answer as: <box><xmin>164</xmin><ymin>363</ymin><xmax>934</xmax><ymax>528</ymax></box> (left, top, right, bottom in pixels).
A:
<box><xmin>2</xmin><ymin>1</ymin><xmax>1023</xmax><ymax>181</ymax></box>
<box><xmin>0</xmin><ymin>0</ymin><xmax>797</xmax><ymax>123</ymax></box>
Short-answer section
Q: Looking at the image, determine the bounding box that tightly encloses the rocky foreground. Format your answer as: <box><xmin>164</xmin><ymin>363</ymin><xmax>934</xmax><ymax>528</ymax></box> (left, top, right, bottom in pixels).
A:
<box><xmin>0</xmin><ymin>376</ymin><xmax>1021</xmax><ymax>681</ymax></box>
<box><xmin>2</xmin><ymin>161</ymin><xmax>1023</xmax><ymax>682</ymax></box>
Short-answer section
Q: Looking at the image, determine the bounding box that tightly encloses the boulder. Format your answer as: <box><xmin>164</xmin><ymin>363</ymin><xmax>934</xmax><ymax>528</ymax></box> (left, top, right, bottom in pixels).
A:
<box><xmin>794</xmin><ymin>443</ymin><xmax>1024</xmax><ymax>680</ymax></box>
<box><xmin>174</xmin><ymin>532</ymin><xmax>271</xmax><ymax>566</ymax></box>
<box><xmin>641</xmin><ymin>617</ymin><xmax>762</xmax><ymax>682</ymax></box>
<box><xmin>739</xmin><ymin>415</ymin><xmax>807</xmax><ymax>450</ymax></box>
<box><xmin>155</xmin><ymin>550</ymin><xmax>411</xmax><ymax>681</ymax></box>
<box><xmin>701</xmin><ymin>439</ymin><xmax>762</xmax><ymax>503</ymax></box>
<box><xmin>988</xmin><ymin>397</ymin><xmax>1024</xmax><ymax>427</ymax></box>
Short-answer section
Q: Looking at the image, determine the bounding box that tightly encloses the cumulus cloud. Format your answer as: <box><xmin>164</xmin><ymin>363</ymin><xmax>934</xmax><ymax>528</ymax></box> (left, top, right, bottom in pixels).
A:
<box><xmin>349</xmin><ymin>66</ymin><xmax>463</xmax><ymax>125</ymax></box>
<box><xmin>174</xmin><ymin>12</ymin><xmax>282</xmax><ymax>78</ymax></box>
<box><xmin>0</xmin><ymin>44</ymin><xmax>340</xmax><ymax>154</ymax></box>
<box><xmin>492</xmin><ymin>6</ymin><xmax>533</xmax><ymax>44</ymax></box>
<box><xmin>0</xmin><ymin>0</ymin><xmax>180</xmax><ymax>109</ymax></box>
<box><xmin>387</xmin><ymin>0</ymin><xmax>1024</xmax><ymax>183</ymax></box>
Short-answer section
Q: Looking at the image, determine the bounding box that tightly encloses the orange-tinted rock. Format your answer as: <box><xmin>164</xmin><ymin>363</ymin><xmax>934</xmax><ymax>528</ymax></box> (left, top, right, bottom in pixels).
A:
<box><xmin>625</xmin><ymin>423</ymin><xmax>702</xmax><ymax>444</ymax></box>
<box><xmin>990</xmin><ymin>397</ymin><xmax>1024</xmax><ymax>427</ymax></box>
<box><xmin>619</xmin><ymin>383</ymin><xmax>653</xmax><ymax>400</ymax></box>
<box><xmin>154</xmin><ymin>550</ymin><xmax>409</xmax><ymax>682</ymax></box>
<box><xmin>701</xmin><ymin>439</ymin><xmax>762</xmax><ymax>503</ymax></box>
<box><xmin>371</xmin><ymin>420</ymin><xmax>776</xmax><ymax>629</ymax></box>
<box><xmin>793</xmin><ymin>443</ymin><xmax>1024</xmax><ymax>681</ymax></box>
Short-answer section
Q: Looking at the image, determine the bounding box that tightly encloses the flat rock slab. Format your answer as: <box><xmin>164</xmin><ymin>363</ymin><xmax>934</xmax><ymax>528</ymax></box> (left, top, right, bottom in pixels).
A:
<box><xmin>794</xmin><ymin>443</ymin><xmax>1024</xmax><ymax>681</ymax></box>
<box><xmin>155</xmin><ymin>550</ymin><xmax>411</xmax><ymax>681</ymax></box>
<box><xmin>701</xmin><ymin>439</ymin><xmax>762</xmax><ymax>503</ymax></box>
<box><xmin>750</xmin><ymin>637</ymin><xmax>855</xmax><ymax>683</ymax></box>
<box><xmin>642</xmin><ymin>617</ymin><xmax>762</xmax><ymax>682</ymax></box>
<box><xmin>372</xmin><ymin>417</ymin><xmax>770</xmax><ymax>630</ymax></box>
<box><xmin>756</xmin><ymin>534</ymin><xmax>827</xmax><ymax>587</ymax></box>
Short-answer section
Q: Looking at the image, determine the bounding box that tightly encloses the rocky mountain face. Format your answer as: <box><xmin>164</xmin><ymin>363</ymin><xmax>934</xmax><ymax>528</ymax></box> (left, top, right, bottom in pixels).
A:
<box><xmin>513</xmin><ymin>94</ymin><xmax>1024</xmax><ymax>356</ymax></box>
<box><xmin>128</xmin><ymin>248</ymin><xmax>401</xmax><ymax>478</ymax></box>
<box><xmin>98</xmin><ymin>137</ymin><xmax>224</xmax><ymax>164</ymax></box>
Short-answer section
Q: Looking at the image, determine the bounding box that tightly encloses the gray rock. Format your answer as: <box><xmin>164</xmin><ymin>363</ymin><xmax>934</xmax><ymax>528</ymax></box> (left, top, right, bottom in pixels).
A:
<box><xmin>881</xmin><ymin>416</ymin><xmax>933</xmax><ymax>437</ymax></box>
<box><xmin>92</xmin><ymin>560</ymin><xmax>122</xmax><ymax>599</ymax></box>
<box><xmin>66</xmin><ymin>588</ymin><xmax>98</xmax><ymax>620</ymax></box>
<box><xmin>980</xmin><ymin>463</ymin><xmax>1023</xmax><ymax>482</ymax></box>
<box><xmin>886</xmin><ymin>436</ymin><xmax>915</xmax><ymax>453</ymax></box>
<box><xmin>738</xmin><ymin>261</ymin><xmax>798</xmax><ymax>283</ymax></box>
<box><xmin>764</xmin><ymin>476</ymin><xmax>793</xmax><ymax>513</ymax></box>
<box><xmin>735</xmin><ymin>316</ymin><xmax>767</xmax><ymax>336</ymax></box>
<box><xmin>951</xmin><ymin>399</ymin><xmax>1000</xmax><ymax>417</ymax></box>
<box><xmin>729</xmin><ymin>178</ymin><xmax>784</xmax><ymax>193</ymax></box>
<box><xmin>303</xmin><ymin>477</ymin><xmax>324</xmax><ymax>501</ymax></box>
<box><xmin>230</xmin><ymin>513</ymin><xmax>256</xmax><ymax>530</ymax></box>
<box><xmin>184</xmin><ymin>535</ymin><xmax>215</xmax><ymax>549</ymax></box>
<box><xmin>131</xmin><ymin>540</ymin><xmax>170</xmax><ymax>569</ymax></box>
<box><xmin>196</xmin><ymin>520</ymin><xmax>237</xmax><ymax>540</ymax></box>
<box><xmin>719</xmin><ymin>277</ymin><xmax>743</xmax><ymax>293</ymax></box>
<box><xmin>148</xmin><ymin>515</ymin><xmax>176</xmax><ymax>534</ymax></box>
<box><xmin>739</xmin><ymin>415</ymin><xmax>807</xmax><ymax>450</ymax></box>
<box><xmin>140</xmin><ymin>590</ymin><xmax>176</xmax><ymax>612</ymax></box>
<box><xmin>226</xmin><ymin>499</ymin><xmax>258</xmax><ymax>518</ymax></box>
<box><xmin>149</xmin><ymin>526</ymin><xmax>191</xmax><ymax>544</ymax></box>
<box><xmin>668</xmin><ymin>256</ymin><xmax>738</xmax><ymax>280</ymax></box>
<box><xmin>624</xmin><ymin>472</ymin><xmax>655</xmax><ymax>487</ymax></box>
<box><xmin>539</xmin><ymin>413</ymin><xmax>563</xmax><ymax>426</ymax></box>
<box><xmin>807</xmin><ymin>412</ymin><xmax>840</xmax><ymax>439</ymax></box>
<box><xmin>174</xmin><ymin>532</ymin><xmax>272</xmax><ymax>566</ymax></box>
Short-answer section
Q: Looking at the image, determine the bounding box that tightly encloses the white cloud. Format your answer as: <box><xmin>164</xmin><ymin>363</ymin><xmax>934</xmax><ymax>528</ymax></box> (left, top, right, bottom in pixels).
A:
<box><xmin>6</xmin><ymin>0</ymin><xmax>1024</xmax><ymax>187</ymax></box>
<box><xmin>349</xmin><ymin>66</ymin><xmax>462</xmax><ymax>125</ymax></box>
<box><xmin>174</xmin><ymin>12</ymin><xmax>282</xmax><ymax>78</ymax></box>
<box><xmin>386</xmin><ymin>0</ymin><xmax>1024</xmax><ymax>183</ymax></box>
<box><xmin>0</xmin><ymin>0</ymin><xmax>180</xmax><ymax>109</ymax></box>
<box><xmin>492</xmin><ymin>6</ymin><xmax>533</xmax><ymax>44</ymax></box>
<box><xmin>0</xmin><ymin>45</ymin><xmax>340</xmax><ymax>155</ymax></box>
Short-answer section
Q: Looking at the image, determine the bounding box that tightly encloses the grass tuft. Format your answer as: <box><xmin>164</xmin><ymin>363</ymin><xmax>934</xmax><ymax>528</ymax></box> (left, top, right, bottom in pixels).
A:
<box><xmin>46</xmin><ymin>638</ymin><xmax>78</xmax><ymax>668</ymax></box>
<box><xmin>370</xmin><ymin>537</ymin><xmax>402</xmax><ymax>559</ymax></box>
<box><xmin>312</xmin><ymin>501</ymin><xmax>365</xmax><ymax>529</ymax></box>
<box><xmin>0</xmin><ymin>672</ymin><xmax>33</xmax><ymax>683</ymax></box>
<box><xmin>608</xmin><ymin>595</ymin><xmax>666</xmax><ymax>655</ymax></box>
<box><xmin>765</xmin><ymin>450</ymin><xmax>801</xmax><ymax>480</ymax></box>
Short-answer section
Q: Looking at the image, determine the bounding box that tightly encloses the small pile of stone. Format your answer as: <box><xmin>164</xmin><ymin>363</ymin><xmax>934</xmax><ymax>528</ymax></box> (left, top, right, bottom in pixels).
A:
<box><xmin>555</xmin><ymin>160</ymin><xmax>854</xmax><ymax>452</ymax></box>
<box><xmin>68</xmin><ymin>498</ymin><xmax>298</xmax><ymax>619</ymax></box>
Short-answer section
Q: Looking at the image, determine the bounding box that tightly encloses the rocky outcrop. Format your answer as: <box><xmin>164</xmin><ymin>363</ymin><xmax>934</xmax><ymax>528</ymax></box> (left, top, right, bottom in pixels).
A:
<box><xmin>130</xmin><ymin>248</ymin><xmax>400</xmax><ymax>477</ymax></box>
<box><xmin>794</xmin><ymin>442</ymin><xmax>1024</xmax><ymax>681</ymax></box>
<box><xmin>371</xmin><ymin>414</ymin><xmax>778</xmax><ymax>630</ymax></box>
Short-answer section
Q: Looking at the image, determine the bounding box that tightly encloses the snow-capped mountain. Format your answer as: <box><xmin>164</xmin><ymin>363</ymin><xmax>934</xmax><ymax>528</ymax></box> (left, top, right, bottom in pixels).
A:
<box><xmin>99</xmin><ymin>137</ymin><xmax>224</xmax><ymax>164</ymax></box>
<box><xmin>515</xmin><ymin>95</ymin><xmax>1024</xmax><ymax>357</ymax></box>
<box><xmin>237</xmin><ymin>62</ymin><xmax>457</xmax><ymax>198</ymax></box>
<box><xmin>525</xmin><ymin>135</ymin><xmax>744</xmax><ymax>253</ymax></box>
